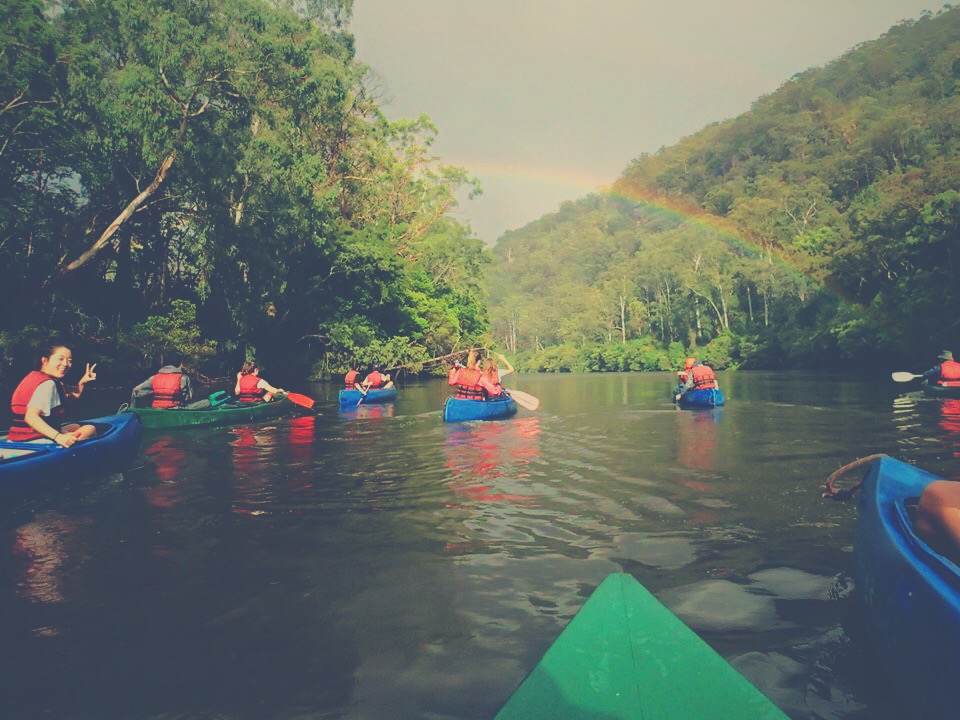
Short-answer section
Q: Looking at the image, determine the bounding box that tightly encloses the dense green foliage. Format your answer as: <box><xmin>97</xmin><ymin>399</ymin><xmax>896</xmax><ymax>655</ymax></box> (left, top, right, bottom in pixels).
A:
<box><xmin>488</xmin><ymin>6</ymin><xmax>960</xmax><ymax>372</ymax></box>
<box><xmin>0</xmin><ymin>0</ymin><xmax>489</xmax><ymax>383</ymax></box>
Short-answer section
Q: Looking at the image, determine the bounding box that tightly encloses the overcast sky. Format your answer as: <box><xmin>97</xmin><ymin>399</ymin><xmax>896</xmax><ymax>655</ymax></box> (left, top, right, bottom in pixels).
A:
<box><xmin>350</xmin><ymin>1</ymin><xmax>938</xmax><ymax>245</ymax></box>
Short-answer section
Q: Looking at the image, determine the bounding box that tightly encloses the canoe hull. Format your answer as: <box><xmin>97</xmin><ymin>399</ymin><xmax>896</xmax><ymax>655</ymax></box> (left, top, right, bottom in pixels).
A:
<box><xmin>922</xmin><ymin>383</ymin><xmax>960</xmax><ymax>399</ymax></box>
<box><xmin>443</xmin><ymin>396</ymin><xmax>518</xmax><ymax>422</ymax></box>
<box><xmin>853</xmin><ymin>456</ymin><xmax>960</xmax><ymax>719</ymax></box>
<box><xmin>338</xmin><ymin>387</ymin><xmax>398</xmax><ymax>406</ymax></box>
<box><xmin>124</xmin><ymin>396</ymin><xmax>295</xmax><ymax>429</ymax></box>
<box><xmin>0</xmin><ymin>412</ymin><xmax>143</xmax><ymax>491</ymax></box>
<box><xmin>676</xmin><ymin>387</ymin><xmax>726</xmax><ymax>408</ymax></box>
<box><xmin>495</xmin><ymin>573</ymin><xmax>787</xmax><ymax>719</ymax></box>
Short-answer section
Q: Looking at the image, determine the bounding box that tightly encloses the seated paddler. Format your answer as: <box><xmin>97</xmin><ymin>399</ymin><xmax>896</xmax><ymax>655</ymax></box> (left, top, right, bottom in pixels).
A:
<box><xmin>8</xmin><ymin>341</ymin><xmax>98</xmax><ymax>446</ymax></box>
<box><xmin>131</xmin><ymin>353</ymin><xmax>194</xmax><ymax>408</ymax></box>
<box><xmin>235</xmin><ymin>361</ymin><xmax>284</xmax><ymax>403</ymax></box>
<box><xmin>449</xmin><ymin>350</ymin><xmax>499</xmax><ymax>400</ymax></box>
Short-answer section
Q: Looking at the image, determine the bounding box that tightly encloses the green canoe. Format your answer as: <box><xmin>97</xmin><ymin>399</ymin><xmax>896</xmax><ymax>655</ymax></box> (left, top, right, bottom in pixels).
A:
<box><xmin>121</xmin><ymin>395</ymin><xmax>296</xmax><ymax>430</ymax></box>
<box><xmin>495</xmin><ymin>573</ymin><xmax>788</xmax><ymax>720</ymax></box>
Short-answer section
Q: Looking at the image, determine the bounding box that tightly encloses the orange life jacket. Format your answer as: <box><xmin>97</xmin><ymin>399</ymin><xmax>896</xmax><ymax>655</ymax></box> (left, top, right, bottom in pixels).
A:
<box><xmin>344</xmin><ymin>370</ymin><xmax>359</xmax><ymax>389</ymax></box>
<box><xmin>938</xmin><ymin>360</ymin><xmax>960</xmax><ymax>387</ymax></box>
<box><xmin>8</xmin><ymin>371</ymin><xmax>66</xmax><ymax>441</ymax></box>
<box><xmin>455</xmin><ymin>367</ymin><xmax>486</xmax><ymax>400</ymax></box>
<box><xmin>151</xmin><ymin>370</ymin><xmax>185</xmax><ymax>408</ymax></box>
<box><xmin>691</xmin><ymin>364</ymin><xmax>718</xmax><ymax>390</ymax></box>
<box><xmin>364</xmin><ymin>371</ymin><xmax>385</xmax><ymax>389</ymax></box>
<box><xmin>237</xmin><ymin>373</ymin><xmax>265</xmax><ymax>403</ymax></box>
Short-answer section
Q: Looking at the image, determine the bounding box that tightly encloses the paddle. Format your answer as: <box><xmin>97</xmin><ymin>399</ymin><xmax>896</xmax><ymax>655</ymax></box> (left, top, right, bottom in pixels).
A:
<box><xmin>284</xmin><ymin>392</ymin><xmax>315</xmax><ymax>410</ymax></box>
<box><xmin>891</xmin><ymin>372</ymin><xmax>924</xmax><ymax>382</ymax></box>
<box><xmin>356</xmin><ymin>384</ymin><xmax>368</xmax><ymax>406</ymax></box>
<box><xmin>508</xmin><ymin>388</ymin><xmax>540</xmax><ymax>411</ymax></box>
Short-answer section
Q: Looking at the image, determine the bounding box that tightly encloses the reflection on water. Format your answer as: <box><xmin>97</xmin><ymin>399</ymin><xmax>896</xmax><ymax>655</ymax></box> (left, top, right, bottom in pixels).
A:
<box><xmin>0</xmin><ymin>372</ymin><xmax>953</xmax><ymax>719</ymax></box>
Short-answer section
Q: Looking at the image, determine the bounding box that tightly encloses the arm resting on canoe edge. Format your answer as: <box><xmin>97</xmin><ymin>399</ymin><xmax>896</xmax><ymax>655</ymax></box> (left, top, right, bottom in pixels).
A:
<box><xmin>916</xmin><ymin>479</ymin><xmax>960</xmax><ymax>566</ymax></box>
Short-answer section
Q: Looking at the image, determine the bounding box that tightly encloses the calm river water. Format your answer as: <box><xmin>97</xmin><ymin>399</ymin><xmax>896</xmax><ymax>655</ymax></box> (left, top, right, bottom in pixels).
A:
<box><xmin>1</xmin><ymin>371</ymin><xmax>957</xmax><ymax>719</ymax></box>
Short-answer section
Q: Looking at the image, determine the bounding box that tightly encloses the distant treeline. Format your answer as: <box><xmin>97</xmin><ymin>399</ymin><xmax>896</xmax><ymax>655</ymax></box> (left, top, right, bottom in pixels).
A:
<box><xmin>487</xmin><ymin>6</ymin><xmax>960</xmax><ymax>372</ymax></box>
<box><xmin>0</xmin><ymin>0</ymin><xmax>490</xmax><ymax>385</ymax></box>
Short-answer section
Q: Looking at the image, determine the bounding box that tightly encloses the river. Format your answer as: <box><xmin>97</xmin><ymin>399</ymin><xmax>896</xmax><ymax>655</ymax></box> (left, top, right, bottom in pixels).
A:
<box><xmin>0</xmin><ymin>371</ymin><xmax>956</xmax><ymax>719</ymax></box>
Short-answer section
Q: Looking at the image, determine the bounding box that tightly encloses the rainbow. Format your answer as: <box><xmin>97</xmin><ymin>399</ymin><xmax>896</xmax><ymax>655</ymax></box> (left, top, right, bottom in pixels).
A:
<box><xmin>458</xmin><ymin>159</ymin><xmax>842</xmax><ymax>300</ymax></box>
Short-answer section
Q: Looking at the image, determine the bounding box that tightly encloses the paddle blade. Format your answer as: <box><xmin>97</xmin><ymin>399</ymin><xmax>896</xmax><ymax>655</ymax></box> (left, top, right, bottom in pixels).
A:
<box><xmin>509</xmin><ymin>388</ymin><xmax>540</xmax><ymax>411</ymax></box>
<box><xmin>891</xmin><ymin>372</ymin><xmax>923</xmax><ymax>382</ymax></box>
<box><xmin>285</xmin><ymin>392</ymin><xmax>315</xmax><ymax>410</ymax></box>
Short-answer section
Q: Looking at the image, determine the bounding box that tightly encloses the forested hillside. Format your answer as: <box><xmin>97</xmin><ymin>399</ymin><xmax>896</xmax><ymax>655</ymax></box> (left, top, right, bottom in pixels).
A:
<box><xmin>0</xmin><ymin>0</ymin><xmax>488</xmax><ymax>383</ymax></box>
<box><xmin>488</xmin><ymin>6</ymin><xmax>960</xmax><ymax>372</ymax></box>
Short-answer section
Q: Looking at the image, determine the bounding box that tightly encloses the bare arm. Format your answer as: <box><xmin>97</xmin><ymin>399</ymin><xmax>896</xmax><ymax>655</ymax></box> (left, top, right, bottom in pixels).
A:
<box><xmin>23</xmin><ymin>407</ymin><xmax>76</xmax><ymax>447</ymax></box>
<box><xmin>496</xmin><ymin>353</ymin><xmax>514</xmax><ymax>379</ymax></box>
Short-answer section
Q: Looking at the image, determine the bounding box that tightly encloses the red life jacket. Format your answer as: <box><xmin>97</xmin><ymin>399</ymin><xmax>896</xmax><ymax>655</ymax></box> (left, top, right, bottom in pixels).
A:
<box><xmin>344</xmin><ymin>370</ymin><xmax>359</xmax><ymax>389</ymax></box>
<box><xmin>8</xmin><ymin>371</ymin><xmax>66</xmax><ymax>441</ymax></box>
<box><xmin>455</xmin><ymin>367</ymin><xmax>486</xmax><ymax>400</ymax></box>
<box><xmin>939</xmin><ymin>360</ymin><xmax>960</xmax><ymax>387</ymax></box>
<box><xmin>365</xmin><ymin>371</ymin><xmax>385</xmax><ymax>389</ymax></box>
<box><xmin>151</xmin><ymin>370</ymin><xmax>185</xmax><ymax>408</ymax></box>
<box><xmin>691</xmin><ymin>364</ymin><xmax>718</xmax><ymax>390</ymax></box>
<box><xmin>237</xmin><ymin>373</ymin><xmax>265</xmax><ymax>403</ymax></box>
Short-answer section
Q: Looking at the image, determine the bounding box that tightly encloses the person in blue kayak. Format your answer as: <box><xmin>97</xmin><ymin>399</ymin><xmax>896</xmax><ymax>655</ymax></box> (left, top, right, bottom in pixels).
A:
<box><xmin>235</xmin><ymin>361</ymin><xmax>284</xmax><ymax>403</ymax></box>
<box><xmin>922</xmin><ymin>349</ymin><xmax>960</xmax><ymax>387</ymax></box>
<box><xmin>449</xmin><ymin>350</ymin><xmax>499</xmax><ymax>400</ymax></box>
<box><xmin>482</xmin><ymin>352</ymin><xmax>514</xmax><ymax>398</ymax></box>
<box><xmin>8</xmin><ymin>341</ymin><xmax>98</xmax><ymax>445</ymax></box>
<box><xmin>675</xmin><ymin>360</ymin><xmax>719</xmax><ymax>402</ymax></box>
<box><xmin>362</xmin><ymin>365</ymin><xmax>394</xmax><ymax>390</ymax></box>
<box><xmin>131</xmin><ymin>353</ymin><xmax>194</xmax><ymax>408</ymax></box>
<box><xmin>344</xmin><ymin>363</ymin><xmax>361</xmax><ymax>389</ymax></box>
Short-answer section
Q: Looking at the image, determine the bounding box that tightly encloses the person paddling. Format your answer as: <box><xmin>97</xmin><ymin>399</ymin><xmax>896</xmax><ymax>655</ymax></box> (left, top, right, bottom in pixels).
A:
<box><xmin>8</xmin><ymin>341</ymin><xmax>98</xmax><ymax>446</ymax></box>
<box><xmin>922</xmin><ymin>350</ymin><xmax>960</xmax><ymax>388</ymax></box>
<box><xmin>235</xmin><ymin>361</ymin><xmax>284</xmax><ymax>403</ymax></box>
<box><xmin>362</xmin><ymin>365</ymin><xmax>394</xmax><ymax>391</ymax></box>
<box><xmin>482</xmin><ymin>353</ymin><xmax>514</xmax><ymax>398</ymax></box>
<box><xmin>675</xmin><ymin>359</ymin><xmax>719</xmax><ymax>402</ymax></box>
<box><xmin>449</xmin><ymin>350</ymin><xmax>498</xmax><ymax>400</ymax></box>
<box><xmin>131</xmin><ymin>353</ymin><xmax>194</xmax><ymax>408</ymax></box>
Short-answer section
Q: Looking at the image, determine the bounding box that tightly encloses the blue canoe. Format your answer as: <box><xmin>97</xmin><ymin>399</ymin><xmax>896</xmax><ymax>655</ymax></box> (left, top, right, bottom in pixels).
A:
<box><xmin>853</xmin><ymin>456</ymin><xmax>960</xmax><ymax>718</ymax></box>
<box><xmin>338</xmin><ymin>387</ymin><xmax>398</xmax><ymax>406</ymax></box>
<box><xmin>0</xmin><ymin>412</ymin><xmax>143</xmax><ymax>491</ymax></box>
<box><xmin>675</xmin><ymin>387</ymin><xmax>725</xmax><ymax>408</ymax></box>
<box><xmin>442</xmin><ymin>395</ymin><xmax>517</xmax><ymax>422</ymax></box>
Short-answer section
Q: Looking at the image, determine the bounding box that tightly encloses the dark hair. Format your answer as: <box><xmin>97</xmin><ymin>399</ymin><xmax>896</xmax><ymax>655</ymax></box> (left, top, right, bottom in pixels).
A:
<box><xmin>163</xmin><ymin>351</ymin><xmax>183</xmax><ymax>367</ymax></box>
<box><xmin>38</xmin><ymin>340</ymin><xmax>70</xmax><ymax>369</ymax></box>
<box><xmin>240</xmin><ymin>360</ymin><xmax>258</xmax><ymax>375</ymax></box>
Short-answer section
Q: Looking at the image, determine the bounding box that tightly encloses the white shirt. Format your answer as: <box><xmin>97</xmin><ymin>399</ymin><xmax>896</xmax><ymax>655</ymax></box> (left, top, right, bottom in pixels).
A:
<box><xmin>27</xmin><ymin>379</ymin><xmax>62</xmax><ymax>417</ymax></box>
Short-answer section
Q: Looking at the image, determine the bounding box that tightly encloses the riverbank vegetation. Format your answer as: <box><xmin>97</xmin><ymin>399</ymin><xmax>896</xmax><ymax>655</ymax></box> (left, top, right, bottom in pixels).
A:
<box><xmin>0</xmin><ymin>0</ymin><xmax>489</xmax><ymax>386</ymax></box>
<box><xmin>3</xmin><ymin>2</ymin><xmax>959</xmax><ymax>385</ymax></box>
<box><xmin>488</xmin><ymin>6</ymin><xmax>960</xmax><ymax>372</ymax></box>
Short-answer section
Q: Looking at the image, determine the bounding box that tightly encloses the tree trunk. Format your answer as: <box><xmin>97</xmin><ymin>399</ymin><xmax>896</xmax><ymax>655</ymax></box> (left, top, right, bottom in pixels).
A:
<box><xmin>50</xmin><ymin>151</ymin><xmax>177</xmax><ymax>286</ymax></box>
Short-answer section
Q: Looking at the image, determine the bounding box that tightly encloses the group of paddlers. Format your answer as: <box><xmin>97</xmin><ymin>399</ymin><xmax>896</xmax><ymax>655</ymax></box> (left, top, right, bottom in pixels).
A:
<box><xmin>446</xmin><ymin>350</ymin><xmax>514</xmax><ymax>401</ymax></box>
<box><xmin>340</xmin><ymin>350</ymin><xmax>512</xmax><ymax>402</ymax></box>
<box><xmin>343</xmin><ymin>365</ymin><xmax>395</xmax><ymax>394</ymax></box>
<box><xmin>6</xmin><ymin>342</ymin><xmax>291</xmax><ymax>447</ymax></box>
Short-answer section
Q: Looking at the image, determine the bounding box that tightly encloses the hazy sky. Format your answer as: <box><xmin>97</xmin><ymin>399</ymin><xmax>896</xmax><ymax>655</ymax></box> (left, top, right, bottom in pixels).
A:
<box><xmin>350</xmin><ymin>1</ymin><xmax>937</xmax><ymax>245</ymax></box>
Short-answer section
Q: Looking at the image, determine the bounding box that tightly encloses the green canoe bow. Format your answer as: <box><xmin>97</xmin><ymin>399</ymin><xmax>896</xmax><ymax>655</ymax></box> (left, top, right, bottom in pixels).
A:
<box><xmin>122</xmin><ymin>395</ymin><xmax>296</xmax><ymax>430</ymax></box>
<box><xmin>495</xmin><ymin>573</ymin><xmax>788</xmax><ymax>720</ymax></box>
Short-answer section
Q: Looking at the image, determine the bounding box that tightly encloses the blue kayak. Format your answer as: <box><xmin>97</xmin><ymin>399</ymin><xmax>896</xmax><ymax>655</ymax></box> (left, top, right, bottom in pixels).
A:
<box><xmin>338</xmin><ymin>387</ymin><xmax>398</xmax><ymax>406</ymax></box>
<box><xmin>675</xmin><ymin>387</ymin><xmax>725</xmax><ymax>408</ymax></box>
<box><xmin>0</xmin><ymin>412</ymin><xmax>143</xmax><ymax>491</ymax></box>
<box><xmin>442</xmin><ymin>395</ymin><xmax>517</xmax><ymax>422</ymax></box>
<box><xmin>853</xmin><ymin>456</ymin><xmax>960</xmax><ymax>718</ymax></box>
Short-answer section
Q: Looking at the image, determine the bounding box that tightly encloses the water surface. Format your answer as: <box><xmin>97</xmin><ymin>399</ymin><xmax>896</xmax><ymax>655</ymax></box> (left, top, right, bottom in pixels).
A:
<box><xmin>0</xmin><ymin>372</ymin><xmax>955</xmax><ymax>719</ymax></box>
